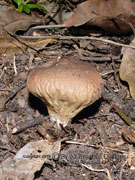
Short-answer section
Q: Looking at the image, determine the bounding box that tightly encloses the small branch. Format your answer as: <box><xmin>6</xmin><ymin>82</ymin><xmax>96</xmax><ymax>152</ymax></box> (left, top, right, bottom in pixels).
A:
<box><xmin>32</xmin><ymin>24</ymin><xmax>68</xmax><ymax>29</ymax></box>
<box><xmin>12</xmin><ymin>116</ymin><xmax>46</xmax><ymax>134</ymax></box>
<box><xmin>111</xmin><ymin>57</ymin><xmax>121</xmax><ymax>89</ymax></box>
<box><xmin>65</xmin><ymin>140</ymin><xmax>135</xmax><ymax>156</ymax></box>
<box><xmin>82</xmin><ymin>164</ymin><xmax>112</xmax><ymax>180</ymax></box>
<box><xmin>101</xmin><ymin>69</ymin><xmax>119</xmax><ymax>77</ymax></box>
<box><xmin>80</xmin><ymin>56</ymin><xmax>121</xmax><ymax>62</ymax></box>
<box><xmin>119</xmin><ymin>160</ymin><xmax>128</xmax><ymax>180</ymax></box>
<box><xmin>21</xmin><ymin>35</ymin><xmax>135</xmax><ymax>49</ymax></box>
<box><xmin>13</xmin><ymin>56</ymin><xmax>17</xmax><ymax>75</ymax></box>
<box><xmin>5</xmin><ymin>83</ymin><xmax>26</xmax><ymax>105</ymax></box>
<box><xmin>128</xmin><ymin>145</ymin><xmax>133</xmax><ymax>166</ymax></box>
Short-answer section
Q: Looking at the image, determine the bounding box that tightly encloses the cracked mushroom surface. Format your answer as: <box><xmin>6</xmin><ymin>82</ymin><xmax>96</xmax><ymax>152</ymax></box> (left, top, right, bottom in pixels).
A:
<box><xmin>26</xmin><ymin>57</ymin><xmax>104</xmax><ymax>127</ymax></box>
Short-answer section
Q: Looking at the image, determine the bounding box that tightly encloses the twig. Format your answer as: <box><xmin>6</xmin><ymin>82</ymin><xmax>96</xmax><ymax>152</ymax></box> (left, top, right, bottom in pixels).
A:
<box><xmin>12</xmin><ymin>116</ymin><xmax>46</xmax><ymax>134</ymax></box>
<box><xmin>101</xmin><ymin>69</ymin><xmax>119</xmax><ymax>77</ymax></box>
<box><xmin>0</xmin><ymin>1</ymin><xmax>15</xmax><ymax>8</ymax></box>
<box><xmin>65</xmin><ymin>140</ymin><xmax>135</xmax><ymax>156</ymax></box>
<box><xmin>80</xmin><ymin>56</ymin><xmax>121</xmax><ymax>62</ymax></box>
<box><xmin>128</xmin><ymin>145</ymin><xmax>133</xmax><ymax>166</ymax></box>
<box><xmin>5</xmin><ymin>83</ymin><xmax>26</xmax><ymax>105</ymax></box>
<box><xmin>72</xmin><ymin>41</ymin><xmax>83</xmax><ymax>58</ymax></box>
<box><xmin>119</xmin><ymin>160</ymin><xmax>128</xmax><ymax>180</ymax></box>
<box><xmin>32</xmin><ymin>24</ymin><xmax>67</xmax><ymax>29</ymax></box>
<box><xmin>4</xmin><ymin>28</ymin><xmax>38</xmax><ymax>52</ymax></box>
<box><xmin>6</xmin><ymin>116</ymin><xmax>10</xmax><ymax>132</ymax></box>
<box><xmin>44</xmin><ymin>5</ymin><xmax>59</xmax><ymax>20</ymax></box>
<box><xmin>0</xmin><ymin>145</ymin><xmax>17</xmax><ymax>154</ymax></box>
<box><xmin>21</xmin><ymin>35</ymin><xmax>135</xmax><ymax>49</ymax></box>
<box><xmin>111</xmin><ymin>57</ymin><xmax>121</xmax><ymax>89</ymax></box>
<box><xmin>0</xmin><ymin>89</ymin><xmax>11</xmax><ymax>91</ymax></box>
<box><xmin>13</xmin><ymin>56</ymin><xmax>17</xmax><ymax>75</ymax></box>
<box><xmin>112</xmin><ymin>104</ymin><xmax>133</xmax><ymax>125</ymax></box>
<box><xmin>82</xmin><ymin>164</ymin><xmax>112</xmax><ymax>180</ymax></box>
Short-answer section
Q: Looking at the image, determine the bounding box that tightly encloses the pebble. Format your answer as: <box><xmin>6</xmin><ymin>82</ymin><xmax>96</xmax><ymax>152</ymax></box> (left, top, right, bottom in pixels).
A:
<box><xmin>17</xmin><ymin>98</ymin><xmax>26</xmax><ymax>108</ymax></box>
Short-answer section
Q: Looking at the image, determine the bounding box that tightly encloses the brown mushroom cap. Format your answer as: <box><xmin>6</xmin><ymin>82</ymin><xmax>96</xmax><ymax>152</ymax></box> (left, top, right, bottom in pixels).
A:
<box><xmin>26</xmin><ymin>57</ymin><xmax>103</xmax><ymax>127</ymax></box>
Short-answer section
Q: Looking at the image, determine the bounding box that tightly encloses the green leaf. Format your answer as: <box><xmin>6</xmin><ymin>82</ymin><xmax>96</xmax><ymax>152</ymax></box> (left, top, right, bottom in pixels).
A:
<box><xmin>18</xmin><ymin>4</ymin><xmax>23</xmax><ymax>12</ymax></box>
<box><xmin>13</xmin><ymin>0</ymin><xmax>22</xmax><ymax>7</ymax></box>
<box><xmin>26</xmin><ymin>4</ymin><xmax>48</xmax><ymax>13</ymax></box>
<box><xmin>24</xmin><ymin>0</ymin><xmax>31</xmax><ymax>5</ymax></box>
<box><xmin>13</xmin><ymin>0</ymin><xmax>19</xmax><ymax>4</ymax></box>
<box><xmin>23</xmin><ymin>5</ymin><xmax>31</xmax><ymax>14</ymax></box>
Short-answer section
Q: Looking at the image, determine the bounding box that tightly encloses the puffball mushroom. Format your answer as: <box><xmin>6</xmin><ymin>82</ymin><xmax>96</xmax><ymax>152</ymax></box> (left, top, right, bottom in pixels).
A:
<box><xmin>26</xmin><ymin>57</ymin><xmax>103</xmax><ymax>128</ymax></box>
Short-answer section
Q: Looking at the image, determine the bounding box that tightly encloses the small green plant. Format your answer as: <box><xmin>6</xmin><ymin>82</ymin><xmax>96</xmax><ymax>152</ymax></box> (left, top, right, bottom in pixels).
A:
<box><xmin>13</xmin><ymin>0</ymin><xmax>48</xmax><ymax>14</ymax></box>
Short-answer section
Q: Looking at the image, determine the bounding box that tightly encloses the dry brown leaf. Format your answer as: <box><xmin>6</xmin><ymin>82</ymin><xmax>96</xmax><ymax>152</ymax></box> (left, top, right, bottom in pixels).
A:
<box><xmin>64</xmin><ymin>0</ymin><xmax>135</xmax><ymax>33</ymax></box>
<box><xmin>120</xmin><ymin>38</ymin><xmax>135</xmax><ymax>100</ymax></box>
<box><xmin>0</xmin><ymin>5</ymin><xmax>53</xmax><ymax>55</ymax></box>
<box><xmin>0</xmin><ymin>139</ymin><xmax>61</xmax><ymax>180</ymax></box>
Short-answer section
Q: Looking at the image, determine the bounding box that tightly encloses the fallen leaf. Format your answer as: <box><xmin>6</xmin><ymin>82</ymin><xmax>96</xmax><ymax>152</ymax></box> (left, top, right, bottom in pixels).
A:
<box><xmin>0</xmin><ymin>139</ymin><xmax>61</xmax><ymax>180</ymax></box>
<box><xmin>120</xmin><ymin>38</ymin><xmax>135</xmax><ymax>100</ymax></box>
<box><xmin>64</xmin><ymin>0</ymin><xmax>135</xmax><ymax>33</ymax></box>
<box><xmin>0</xmin><ymin>5</ymin><xmax>54</xmax><ymax>55</ymax></box>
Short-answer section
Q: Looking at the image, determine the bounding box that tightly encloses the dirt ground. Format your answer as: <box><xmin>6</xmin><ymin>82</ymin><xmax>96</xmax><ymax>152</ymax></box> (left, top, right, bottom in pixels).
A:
<box><xmin>1</xmin><ymin>1</ymin><xmax>135</xmax><ymax>180</ymax></box>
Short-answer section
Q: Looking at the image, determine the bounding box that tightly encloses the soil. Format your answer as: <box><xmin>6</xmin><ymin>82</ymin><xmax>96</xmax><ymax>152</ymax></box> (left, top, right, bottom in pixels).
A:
<box><xmin>1</xmin><ymin>1</ymin><xmax>135</xmax><ymax>180</ymax></box>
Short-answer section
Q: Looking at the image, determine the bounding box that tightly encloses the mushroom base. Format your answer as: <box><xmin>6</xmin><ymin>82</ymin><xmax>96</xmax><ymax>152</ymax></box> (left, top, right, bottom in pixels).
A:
<box><xmin>48</xmin><ymin>108</ymin><xmax>71</xmax><ymax>127</ymax></box>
